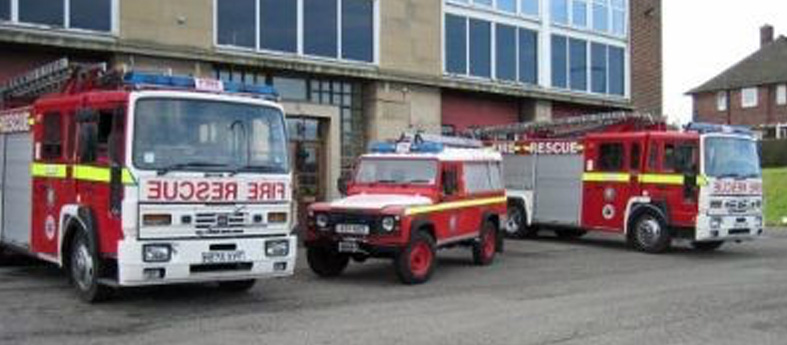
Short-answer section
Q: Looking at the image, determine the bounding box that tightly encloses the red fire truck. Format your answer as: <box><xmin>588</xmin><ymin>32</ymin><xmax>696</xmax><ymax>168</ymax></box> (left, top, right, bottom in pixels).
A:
<box><xmin>304</xmin><ymin>134</ymin><xmax>506</xmax><ymax>284</ymax></box>
<box><xmin>0</xmin><ymin>60</ymin><xmax>296</xmax><ymax>301</ymax></box>
<box><xmin>483</xmin><ymin>112</ymin><xmax>764</xmax><ymax>253</ymax></box>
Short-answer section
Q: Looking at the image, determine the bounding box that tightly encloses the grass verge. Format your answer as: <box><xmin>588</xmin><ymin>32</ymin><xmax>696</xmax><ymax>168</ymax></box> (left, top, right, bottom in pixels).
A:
<box><xmin>764</xmin><ymin>167</ymin><xmax>787</xmax><ymax>226</ymax></box>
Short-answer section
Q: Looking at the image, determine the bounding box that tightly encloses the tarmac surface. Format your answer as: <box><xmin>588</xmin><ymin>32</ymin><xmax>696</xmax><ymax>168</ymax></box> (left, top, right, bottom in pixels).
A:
<box><xmin>1</xmin><ymin>230</ymin><xmax>786</xmax><ymax>345</ymax></box>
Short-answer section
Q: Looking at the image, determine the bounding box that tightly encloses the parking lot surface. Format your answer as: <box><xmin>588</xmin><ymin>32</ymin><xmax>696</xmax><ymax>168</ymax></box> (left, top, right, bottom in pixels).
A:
<box><xmin>1</xmin><ymin>231</ymin><xmax>786</xmax><ymax>345</ymax></box>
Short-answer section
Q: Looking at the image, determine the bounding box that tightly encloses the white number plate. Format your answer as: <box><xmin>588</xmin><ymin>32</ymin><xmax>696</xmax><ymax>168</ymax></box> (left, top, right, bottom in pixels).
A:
<box><xmin>338</xmin><ymin>241</ymin><xmax>360</xmax><ymax>253</ymax></box>
<box><xmin>202</xmin><ymin>251</ymin><xmax>246</xmax><ymax>264</ymax></box>
<box><xmin>336</xmin><ymin>224</ymin><xmax>370</xmax><ymax>235</ymax></box>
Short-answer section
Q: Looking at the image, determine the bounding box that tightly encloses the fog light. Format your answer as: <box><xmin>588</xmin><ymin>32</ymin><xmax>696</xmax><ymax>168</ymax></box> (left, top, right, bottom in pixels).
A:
<box><xmin>268</xmin><ymin>212</ymin><xmax>287</xmax><ymax>224</ymax></box>
<box><xmin>711</xmin><ymin>230</ymin><xmax>719</xmax><ymax>238</ymax></box>
<box><xmin>710</xmin><ymin>217</ymin><xmax>722</xmax><ymax>230</ymax></box>
<box><xmin>143</xmin><ymin>268</ymin><xmax>165</xmax><ymax>280</ymax></box>
<box><xmin>274</xmin><ymin>262</ymin><xmax>288</xmax><ymax>271</ymax></box>
<box><xmin>143</xmin><ymin>244</ymin><xmax>172</xmax><ymax>262</ymax></box>
<box><xmin>265</xmin><ymin>240</ymin><xmax>290</xmax><ymax>257</ymax></box>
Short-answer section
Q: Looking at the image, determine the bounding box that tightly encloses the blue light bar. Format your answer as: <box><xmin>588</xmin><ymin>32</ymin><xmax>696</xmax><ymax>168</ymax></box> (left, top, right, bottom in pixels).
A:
<box><xmin>686</xmin><ymin>122</ymin><xmax>754</xmax><ymax>137</ymax></box>
<box><xmin>369</xmin><ymin>142</ymin><xmax>397</xmax><ymax>153</ymax></box>
<box><xmin>410</xmin><ymin>142</ymin><xmax>444</xmax><ymax>153</ymax></box>
<box><xmin>123</xmin><ymin>72</ymin><xmax>278</xmax><ymax>99</ymax></box>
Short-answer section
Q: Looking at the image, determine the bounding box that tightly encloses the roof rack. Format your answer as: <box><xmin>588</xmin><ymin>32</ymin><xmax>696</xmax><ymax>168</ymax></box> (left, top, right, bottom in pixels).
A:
<box><xmin>471</xmin><ymin>111</ymin><xmax>665</xmax><ymax>138</ymax></box>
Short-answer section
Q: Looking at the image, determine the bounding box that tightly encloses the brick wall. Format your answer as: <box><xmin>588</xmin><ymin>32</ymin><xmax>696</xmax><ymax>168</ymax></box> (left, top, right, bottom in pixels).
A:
<box><xmin>630</xmin><ymin>0</ymin><xmax>663</xmax><ymax>116</ymax></box>
<box><xmin>694</xmin><ymin>85</ymin><xmax>787</xmax><ymax>126</ymax></box>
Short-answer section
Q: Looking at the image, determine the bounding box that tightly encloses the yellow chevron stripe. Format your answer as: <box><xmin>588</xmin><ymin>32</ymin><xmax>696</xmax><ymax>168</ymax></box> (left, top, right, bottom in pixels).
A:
<box><xmin>405</xmin><ymin>196</ymin><xmax>506</xmax><ymax>216</ymax></box>
<box><xmin>73</xmin><ymin>165</ymin><xmax>135</xmax><ymax>185</ymax></box>
<box><xmin>638</xmin><ymin>174</ymin><xmax>684</xmax><ymax>185</ymax></box>
<box><xmin>582</xmin><ymin>172</ymin><xmax>630</xmax><ymax>182</ymax></box>
<box><xmin>31</xmin><ymin>163</ymin><xmax>67</xmax><ymax>178</ymax></box>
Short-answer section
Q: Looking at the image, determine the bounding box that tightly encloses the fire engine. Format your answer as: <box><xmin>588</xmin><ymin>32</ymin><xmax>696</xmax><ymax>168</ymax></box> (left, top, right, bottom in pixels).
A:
<box><xmin>0</xmin><ymin>59</ymin><xmax>296</xmax><ymax>301</ymax></box>
<box><xmin>480</xmin><ymin>112</ymin><xmax>764</xmax><ymax>253</ymax></box>
<box><xmin>304</xmin><ymin>133</ymin><xmax>506</xmax><ymax>284</ymax></box>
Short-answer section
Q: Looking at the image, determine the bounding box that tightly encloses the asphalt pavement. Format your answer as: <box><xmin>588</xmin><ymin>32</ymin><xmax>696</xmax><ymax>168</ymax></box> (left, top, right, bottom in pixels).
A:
<box><xmin>1</xmin><ymin>230</ymin><xmax>786</xmax><ymax>345</ymax></box>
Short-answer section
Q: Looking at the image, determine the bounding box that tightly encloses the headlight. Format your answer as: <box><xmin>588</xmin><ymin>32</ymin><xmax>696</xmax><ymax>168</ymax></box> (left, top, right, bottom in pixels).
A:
<box><xmin>710</xmin><ymin>200</ymin><xmax>723</xmax><ymax>209</ymax></box>
<box><xmin>143</xmin><ymin>244</ymin><xmax>172</xmax><ymax>262</ymax></box>
<box><xmin>315</xmin><ymin>214</ymin><xmax>329</xmax><ymax>229</ymax></box>
<box><xmin>381</xmin><ymin>216</ymin><xmax>397</xmax><ymax>232</ymax></box>
<box><xmin>143</xmin><ymin>214</ymin><xmax>172</xmax><ymax>226</ymax></box>
<box><xmin>710</xmin><ymin>217</ymin><xmax>722</xmax><ymax>230</ymax></box>
<box><xmin>265</xmin><ymin>240</ymin><xmax>290</xmax><ymax>257</ymax></box>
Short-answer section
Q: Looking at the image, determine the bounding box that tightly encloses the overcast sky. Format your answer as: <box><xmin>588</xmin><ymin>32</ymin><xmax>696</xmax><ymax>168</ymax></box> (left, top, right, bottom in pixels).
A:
<box><xmin>663</xmin><ymin>0</ymin><xmax>787</xmax><ymax>124</ymax></box>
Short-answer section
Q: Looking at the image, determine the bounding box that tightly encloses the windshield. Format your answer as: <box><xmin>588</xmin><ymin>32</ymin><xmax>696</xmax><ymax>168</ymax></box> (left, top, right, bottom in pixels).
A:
<box><xmin>133</xmin><ymin>98</ymin><xmax>289</xmax><ymax>173</ymax></box>
<box><xmin>703</xmin><ymin>137</ymin><xmax>761</xmax><ymax>178</ymax></box>
<box><xmin>355</xmin><ymin>159</ymin><xmax>438</xmax><ymax>185</ymax></box>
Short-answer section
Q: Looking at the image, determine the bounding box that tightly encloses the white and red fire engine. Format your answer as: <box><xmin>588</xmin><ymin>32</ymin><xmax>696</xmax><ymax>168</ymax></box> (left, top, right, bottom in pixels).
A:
<box><xmin>304</xmin><ymin>133</ymin><xmax>506</xmax><ymax>284</ymax></box>
<box><xmin>481</xmin><ymin>112</ymin><xmax>764</xmax><ymax>253</ymax></box>
<box><xmin>0</xmin><ymin>59</ymin><xmax>296</xmax><ymax>301</ymax></box>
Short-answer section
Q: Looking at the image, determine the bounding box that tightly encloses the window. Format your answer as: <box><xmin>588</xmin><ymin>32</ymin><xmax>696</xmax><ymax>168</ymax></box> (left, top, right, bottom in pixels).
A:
<box><xmin>442</xmin><ymin>165</ymin><xmax>459</xmax><ymax>196</ymax></box>
<box><xmin>521</xmin><ymin>0</ymin><xmax>539</xmax><ymax>16</ymax></box>
<box><xmin>741</xmin><ymin>87</ymin><xmax>758</xmax><ymax>108</ymax></box>
<box><xmin>611</xmin><ymin>0</ymin><xmax>626</xmax><ymax>36</ymax></box>
<box><xmin>260</xmin><ymin>0</ymin><xmax>297</xmax><ymax>52</ymax></box>
<box><xmin>551</xmin><ymin>35</ymin><xmax>568</xmax><ymax>88</ymax></box>
<box><xmin>70</xmin><ymin>0</ymin><xmax>112</xmax><ymax>32</ymax></box>
<box><xmin>2</xmin><ymin>0</ymin><xmax>114</xmax><ymax>32</ymax></box>
<box><xmin>572</xmin><ymin>0</ymin><xmax>587</xmax><ymax>27</ymax></box>
<box><xmin>342</xmin><ymin>0</ymin><xmax>375</xmax><ymax>62</ymax></box>
<box><xmin>592</xmin><ymin>0</ymin><xmax>608</xmax><ymax>32</ymax></box>
<box><xmin>551</xmin><ymin>0</ymin><xmax>569</xmax><ymax>24</ymax></box>
<box><xmin>630</xmin><ymin>143</ymin><xmax>641</xmax><ymax>170</ymax></box>
<box><xmin>519</xmin><ymin>28</ymin><xmax>538</xmax><ymax>84</ymax></box>
<box><xmin>42</xmin><ymin>113</ymin><xmax>62</xmax><ymax>160</ymax></box>
<box><xmin>496</xmin><ymin>24</ymin><xmax>517</xmax><ymax>81</ymax></box>
<box><xmin>498</xmin><ymin>0</ymin><xmax>516</xmax><ymax>13</ymax></box>
<box><xmin>664</xmin><ymin>143</ymin><xmax>697</xmax><ymax>174</ymax></box>
<box><xmin>608</xmin><ymin>46</ymin><xmax>625</xmax><ymax>95</ymax></box>
<box><xmin>591</xmin><ymin>43</ymin><xmax>607</xmax><ymax>93</ymax></box>
<box><xmin>598</xmin><ymin>143</ymin><xmax>624</xmax><ymax>171</ymax></box>
<box><xmin>0</xmin><ymin>0</ymin><xmax>8</xmax><ymax>21</ymax></box>
<box><xmin>445</xmin><ymin>14</ymin><xmax>467</xmax><ymax>74</ymax></box>
<box><xmin>464</xmin><ymin>163</ymin><xmax>496</xmax><ymax>194</ymax></box>
<box><xmin>469</xmin><ymin>19</ymin><xmax>492</xmax><ymax>78</ymax></box>
<box><xmin>217</xmin><ymin>0</ymin><xmax>256</xmax><ymax>48</ymax></box>
<box><xmin>304</xmin><ymin>0</ymin><xmax>338</xmax><ymax>58</ymax></box>
<box><xmin>475</xmin><ymin>0</ymin><xmax>493</xmax><ymax>6</ymax></box>
<box><xmin>777</xmin><ymin>85</ymin><xmax>787</xmax><ymax>105</ymax></box>
<box><xmin>272</xmin><ymin>76</ymin><xmax>307</xmax><ymax>101</ymax></box>
<box><xmin>569</xmin><ymin>38</ymin><xmax>587</xmax><ymax>91</ymax></box>
<box><xmin>19</xmin><ymin>0</ymin><xmax>63</xmax><ymax>27</ymax></box>
<box><xmin>717</xmin><ymin>91</ymin><xmax>728</xmax><ymax>111</ymax></box>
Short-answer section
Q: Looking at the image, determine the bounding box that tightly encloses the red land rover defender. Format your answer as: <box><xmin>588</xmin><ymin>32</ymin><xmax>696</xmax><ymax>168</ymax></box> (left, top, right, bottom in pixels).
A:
<box><xmin>304</xmin><ymin>134</ymin><xmax>506</xmax><ymax>284</ymax></box>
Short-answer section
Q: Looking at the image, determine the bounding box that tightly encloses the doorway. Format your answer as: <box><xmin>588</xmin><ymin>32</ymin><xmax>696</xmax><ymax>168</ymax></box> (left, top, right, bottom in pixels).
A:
<box><xmin>288</xmin><ymin>117</ymin><xmax>327</xmax><ymax>230</ymax></box>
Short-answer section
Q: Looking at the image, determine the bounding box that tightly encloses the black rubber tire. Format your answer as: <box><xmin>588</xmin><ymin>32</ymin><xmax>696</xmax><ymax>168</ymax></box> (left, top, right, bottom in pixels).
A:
<box><xmin>218</xmin><ymin>279</ymin><xmax>257</xmax><ymax>292</ymax></box>
<box><xmin>506</xmin><ymin>202</ymin><xmax>538</xmax><ymax>239</ymax></box>
<box><xmin>395</xmin><ymin>231</ymin><xmax>436</xmax><ymax>285</ymax></box>
<box><xmin>691</xmin><ymin>241</ymin><xmax>725</xmax><ymax>252</ymax></box>
<box><xmin>306</xmin><ymin>246</ymin><xmax>350</xmax><ymax>278</ymax></box>
<box><xmin>554</xmin><ymin>229</ymin><xmax>587</xmax><ymax>240</ymax></box>
<box><xmin>68</xmin><ymin>231</ymin><xmax>112</xmax><ymax>303</ymax></box>
<box><xmin>628</xmin><ymin>211</ymin><xmax>671</xmax><ymax>254</ymax></box>
<box><xmin>472</xmin><ymin>222</ymin><xmax>498</xmax><ymax>266</ymax></box>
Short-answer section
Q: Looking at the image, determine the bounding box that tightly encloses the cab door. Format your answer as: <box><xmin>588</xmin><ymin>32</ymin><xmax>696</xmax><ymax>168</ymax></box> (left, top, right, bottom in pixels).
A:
<box><xmin>582</xmin><ymin>139</ymin><xmax>637</xmax><ymax>232</ymax></box>
<box><xmin>31</xmin><ymin>110</ymin><xmax>70</xmax><ymax>256</ymax></box>
<box><xmin>648</xmin><ymin>139</ymin><xmax>699</xmax><ymax>228</ymax></box>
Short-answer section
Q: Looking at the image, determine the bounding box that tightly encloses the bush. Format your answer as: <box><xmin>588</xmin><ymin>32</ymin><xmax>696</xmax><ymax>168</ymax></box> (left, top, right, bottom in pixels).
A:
<box><xmin>761</xmin><ymin>139</ymin><xmax>787</xmax><ymax>168</ymax></box>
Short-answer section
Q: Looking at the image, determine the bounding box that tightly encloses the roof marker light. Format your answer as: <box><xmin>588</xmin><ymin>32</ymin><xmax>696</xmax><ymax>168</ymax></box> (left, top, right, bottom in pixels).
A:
<box><xmin>123</xmin><ymin>72</ymin><xmax>278</xmax><ymax>99</ymax></box>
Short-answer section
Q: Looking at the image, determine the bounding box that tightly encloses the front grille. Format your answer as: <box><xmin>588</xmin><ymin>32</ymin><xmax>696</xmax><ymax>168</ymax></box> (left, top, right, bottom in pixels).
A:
<box><xmin>328</xmin><ymin>213</ymin><xmax>381</xmax><ymax>233</ymax></box>
<box><xmin>724</xmin><ymin>200</ymin><xmax>751</xmax><ymax>214</ymax></box>
<box><xmin>195</xmin><ymin>212</ymin><xmax>247</xmax><ymax>230</ymax></box>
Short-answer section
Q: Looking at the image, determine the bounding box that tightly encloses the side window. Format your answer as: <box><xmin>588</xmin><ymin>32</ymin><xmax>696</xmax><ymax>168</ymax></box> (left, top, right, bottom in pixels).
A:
<box><xmin>489</xmin><ymin>162</ymin><xmax>503</xmax><ymax>190</ymax></box>
<box><xmin>675</xmin><ymin>144</ymin><xmax>698</xmax><ymax>174</ymax></box>
<box><xmin>598</xmin><ymin>142</ymin><xmax>624</xmax><ymax>171</ymax></box>
<box><xmin>42</xmin><ymin>112</ymin><xmax>63</xmax><ymax>160</ymax></box>
<box><xmin>663</xmin><ymin>143</ymin><xmax>676</xmax><ymax>172</ymax></box>
<box><xmin>648</xmin><ymin>142</ymin><xmax>659</xmax><ymax>171</ymax></box>
<box><xmin>463</xmin><ymin>162</ymin><xmax>495</xmax><ymax>194</ymax></box>
<box><xmin>630</xmin><ymin>143</ymin><xmax>641</xmax><ymax>171</ymax></box>
<box><xmin>96</xmin><ymin>110</ymin><xmax>114</xmax><ymax>160</ymax></box>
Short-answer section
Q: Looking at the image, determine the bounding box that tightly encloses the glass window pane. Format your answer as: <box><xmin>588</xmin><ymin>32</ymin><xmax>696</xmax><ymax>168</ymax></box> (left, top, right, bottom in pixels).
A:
<box><xmin>71</xmin><ymin>0</ymin><xmax>112</xmax><ymax>31</ymax></box>
<box><xmin>612</xmin><ymin>9</ymin><xmax>626</xmax><ymax>36</ymax></box>
<box><xmin>475</xmin><ymin>0</ymin><xmax>493</xmax><ymax>6</ymax></box>
<box><xmin>19</xmin><ymin>0</ymin><xmax>64</xmax><ymax>27</ymax></box>
<box><xmin>569</xmin><ymin>38</ymin><xmax>587</xmax><ymax>91</ymax></box>
<box><xmin>591</xmin><ymin>43</ymin><xmax>607</xmax><ymax>93</ymax></box>
<box><xmin>521</xmin><ymin>0</ymin><xmax>539</xmax><ymax>16</ymax></box>
<box><xmin>273</xmin><ymin>76</ymin><xmax>307</xmax><ymax>101</ymax></box>
<box><xmin>498</xmin><ymin>0</ymin><xmax>516</xmax><ymax>13</ymax></box>
<box><xmin>260</xmin><ymin>0</ymin><xmax>297</xmax><ymax>52</ymax></box>
<box><xmin>519</xmin><ymin>28</ymin><xmax>538</xmax><ymax>84</ymax></box>
<box><xmin>0</xmin><ymin>0</ymin><xmax>9</xmax><ymax>20</ymax></box>
<box><xmin>551</xmin><ymin>0</ymin><xmax>568</xmax><ymax>24</ymax></box>
<box><xmin>445</xmin><ymin>14</ymin><xmax>467</xmax><ymax>74</ymax></box>
<box><xmin>551</xmin><ymin>35</ymin><xmax>567</xmax><ymax>88</ymax></box>
<box><xmin>609</xmin><ymin>46</ymin><xmax>625</xmax><ymax>95</ymax></box>
<box><xmin>496</xmin><ymin>24</ymin><xmax>516</xmax><ymax>81</ymax></box>
<box><xmin>572</xmin><ymin>0</ymin><xmax>587</xmax><ymax>27</ymax></box>
<box><xmin>342</xmin><ymin>0</ymin><xmax>374</xmax><ymax>62</ymax></box>
<box><xmin>469</xmin><ymin>19</ymin><xmax>491</xmax><ymax>78</ymax></box>
<box><xmin>217</xmin><ymin>0</ymin><xmax>256</xmax><ymax>48</ymax></box>
<box><xmin>593</xmin><ymin>1</ymin><xmax>608</xmax><ymax>32</ymax></box>
<box><xmin>304</xmin><ymin>0</ymin><xmax>338</xmax><ymax>58</ymax></box>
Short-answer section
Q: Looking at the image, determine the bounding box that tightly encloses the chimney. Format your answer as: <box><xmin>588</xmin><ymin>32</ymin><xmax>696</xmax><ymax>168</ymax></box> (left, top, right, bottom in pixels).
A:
<box><xmin>761</xmin><ymin>24</ymin><xmax>774</xmax><ymax>48</ymax></box>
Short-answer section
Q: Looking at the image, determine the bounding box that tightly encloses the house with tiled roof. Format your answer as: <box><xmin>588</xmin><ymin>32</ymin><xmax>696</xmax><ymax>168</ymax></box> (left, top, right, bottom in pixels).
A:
<box><xmin>687</xmin><ymin>25</ymin><xmax>787</xmax><ymax>139</ymax></box>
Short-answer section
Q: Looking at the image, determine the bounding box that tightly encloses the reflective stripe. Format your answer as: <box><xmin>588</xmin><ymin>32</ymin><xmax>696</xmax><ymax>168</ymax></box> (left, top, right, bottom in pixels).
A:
<box><xmin>72</xmin><ymin>165</ymin><xmax>135</xmax><ymax>185</ymax></box>
<box><xmin>582</xmin><ymin>172</ymin><xmax>630</xmax><ymax>182</ymax></box>
<box><xmin>638</xmin><ymin>174</ymin><xmax>684</xmax><ymax>185</ymax></box>
<box><xmin>405</xmin><ymin>196</ymin><xmax>506</xmax><ymax>216</ymax></box>
<box><xmin>697</xmin><ymin>175</ymin><xmax>710</xmax><ymax>186</ymax></box>
<box><xmin>31</xmin><ymin>163</ymin><xmax>67</xmax><ymax>178</ymax></box>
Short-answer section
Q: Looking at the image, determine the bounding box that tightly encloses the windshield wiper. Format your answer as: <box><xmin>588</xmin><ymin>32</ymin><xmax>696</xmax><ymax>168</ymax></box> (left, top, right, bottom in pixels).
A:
<box><xmin>229</xmin><ymin>165</ymin><xmax>285</xmax><ymax>175</ymax></box>
<box><xmin>406</xmin><ymin>179</ymin><xmax>432</xmax><ymax>184</ymax></box>
<box><xmin>156</xmin><ymin>162</ymin><xmax>230</xmax><ymax>176</ymax></box>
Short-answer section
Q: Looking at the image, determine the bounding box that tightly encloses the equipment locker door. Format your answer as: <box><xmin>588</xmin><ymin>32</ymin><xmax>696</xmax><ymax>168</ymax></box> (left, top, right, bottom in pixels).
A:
<box><xmin>2</xmin><ymin>132</ymin><xmax>33</xmax><ymax>248</ymax></box>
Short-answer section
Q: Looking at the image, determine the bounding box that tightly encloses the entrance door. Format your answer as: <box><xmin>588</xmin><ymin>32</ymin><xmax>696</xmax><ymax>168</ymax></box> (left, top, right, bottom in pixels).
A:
<box><xmin>288</xmin><ymin>117</ymin><xmax>326</xmax><ymax>230</ymax></box>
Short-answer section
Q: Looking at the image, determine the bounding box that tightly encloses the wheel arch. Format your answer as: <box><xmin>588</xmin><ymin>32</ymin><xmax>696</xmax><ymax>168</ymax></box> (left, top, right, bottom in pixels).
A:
<box><xmin>58</xmin><ymin>205</ymin><xmax>98</xmax><ymax>269</ymax></box>
<box><xmin>506</xmin><ymin>191</ymin><xmax>532</xmax><ymax>226</ymax></box>
<box><xmin>625</xmin><ymin>198</ymin><xmax>669</xmax><ymax>236</ymax></box>
<box><xmin>409</xmin><ymin>217</ymin><xmax>436</xmax><ymax>241</ymax></box>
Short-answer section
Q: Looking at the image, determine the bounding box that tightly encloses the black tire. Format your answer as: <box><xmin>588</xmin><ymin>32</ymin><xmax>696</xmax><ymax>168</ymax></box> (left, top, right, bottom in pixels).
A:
<box><xmin>307</xmin><ymin>246</ymin><xmax>350</xmax><ymax>278</ymax></box>
<box><xmin>395</xmin><ymin>230</ymin><xmax>436</xmax><ymax>285</ymax></box>
<box><xmin>555</xmin><ymin>229</ymin><xmax>587</xmax><ymax>240</ymax></box>
<box><xmin>218</xmin><ymin>279</ymin><xmax>257</xmax><ymax>292</ymax></box>
<box><xmin>691</xmin><ymin>241</ymin><xmax>724</xmax><ymax>252</ymax></box>
<box><xmin>628</xmin><ymin>211</ymin><xmax>671</xmax><ymax>254</ymax></box>
<box><xmin>506</xmin><ymin>202</ymin><xmax>538</xmax><ymax>238</ymax></box>
<box><xmin>68</xmin><ymin>230</ymin><xmax>112</xmax><ymax>303</ymax></box>
<box><xmin>472</xmin><ymin>222</ymin><xmax>498</xmax><ymax>266</ymax></box>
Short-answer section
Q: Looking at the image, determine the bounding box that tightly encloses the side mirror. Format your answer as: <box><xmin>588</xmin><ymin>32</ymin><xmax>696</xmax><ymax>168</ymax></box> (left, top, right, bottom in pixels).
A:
<box><xmin>337</xmin><ymin>173</ymin><xmax>350</xmax><ymax>196</ymax></box>
<box><xmin>109</xmin><ymin>163</ymin><xmax>123</xmax><ymax>216</ymax></box>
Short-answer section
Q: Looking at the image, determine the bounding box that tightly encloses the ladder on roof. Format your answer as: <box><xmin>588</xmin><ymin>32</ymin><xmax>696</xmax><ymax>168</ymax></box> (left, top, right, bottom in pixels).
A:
<box><xmin>471</xmin><ymin>111</ymin><xmax>665</xmax><ymax>139</ymax></box>
<box><xmin>0</xmin><ymin>58</ymin><xmax>107</xmax><ymax>106</ymax></box>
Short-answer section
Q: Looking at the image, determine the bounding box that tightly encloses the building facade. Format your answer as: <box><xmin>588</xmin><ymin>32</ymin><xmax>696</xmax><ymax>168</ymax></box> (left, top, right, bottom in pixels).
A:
<box><xmin>0</xmin><ymin>0</ymin><xmax>661</xmax><ymax>209</ymax></box>
<box><xmin>689</xmin><ymin>25</ymin><xmax>787</xmax><ymax>139</ymax></box>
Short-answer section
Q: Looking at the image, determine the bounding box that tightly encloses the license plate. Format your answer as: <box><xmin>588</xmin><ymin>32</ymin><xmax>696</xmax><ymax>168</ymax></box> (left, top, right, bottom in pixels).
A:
<box><xmin>336</xmin><ymin>223</ymin><xmax>369</xmax><ymax>235</ymax></box>
<box><xmin>338</xmin><ymin>241</ymin><xmax>360</xmax><ymax>253</ymax></box>
<box><xmin>202</xmin><ymin>251</ymin><xmax>246</xmax><ymax>264</ymax></box>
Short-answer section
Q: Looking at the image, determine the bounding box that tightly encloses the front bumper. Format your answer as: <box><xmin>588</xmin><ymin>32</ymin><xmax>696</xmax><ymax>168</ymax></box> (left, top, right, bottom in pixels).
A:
<box><xmin>117</xmin><ymin>235</ymin><xmax>296</xmax><ymax>286</ymax></box>
<box><xmin>695</xmin><ymin>214</ymin><xmax>764</xmax><ymax>242</ymax></box>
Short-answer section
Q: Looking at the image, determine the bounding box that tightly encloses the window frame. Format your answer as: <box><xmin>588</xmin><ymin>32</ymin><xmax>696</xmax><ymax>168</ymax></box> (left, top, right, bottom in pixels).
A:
<box><xmin>597</xmin><ymin>142</ymin><xmax>625</xmax><ymax>172</ymax></box>
<box><xmin>717</xmin><ymin>91</ymin><xmax>728</xmax><ymax>111</ymax></box>
<box><xmin>41</xmin><ymin>112</ymin><xmax>64</xmax><ymax>161</ymax></box>
<box><xmin>1</xmin><ymin>0</ymin><xmax>118</xmax><ymax>36</ymax></box>
<box><xmin>741</xmin><ymin>87</ymin><xmax>759</xmax><ymax>109</ymax></box>
<box><xmin>776</xmin><ymin>84</ymin><xmax>787</xmax><ymax>106</ymax></box>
